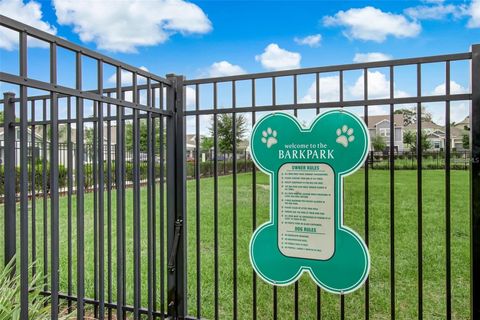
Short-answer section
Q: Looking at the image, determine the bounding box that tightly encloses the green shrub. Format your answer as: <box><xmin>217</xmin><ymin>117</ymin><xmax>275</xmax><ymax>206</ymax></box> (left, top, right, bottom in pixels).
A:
<box><xmin>0</xmin><ymin>258</ymin><xmax>74</xmax><ymax>319</ymax></box>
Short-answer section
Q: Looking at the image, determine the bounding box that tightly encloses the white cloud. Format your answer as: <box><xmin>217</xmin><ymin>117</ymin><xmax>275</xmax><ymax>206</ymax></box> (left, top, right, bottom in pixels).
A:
<box><xmin>468</xmin><ymin>0</ymin><xmax>480</xmax><ymax>27</ymax></box>
<box><xmin>301</xmin><ymin>76</ymin><xmax>339</xmax><ymax>103</ymax></box>
<box><xmin>294</xmin><ymin>34</ymin><xmax>322</xmax><ymax>47</ymax></box>
<box><xmin>432</xmin><ymin>81</ymin><xmax>468</xmax><ymax>95</ymax></box>
<box><xmin>353</xmin><ymin>52</ymin><xmax>392</xmax><ymax>63</ymax></box>
<box><xmin>301</xmin><ymin>71</ymin><xmax>409</xmax><ymax>104</ymax></box>
<box><xmin>53</xmin><ymin>0</ymin><xmax>212</xmax><ymax>53</ymax></box>
<box><xmin>323</xmin><ymin>6</ymin><xmax>421</xmax><ymax>42</ymax></box>
<box><xmin>185</xmin><ymin>86</ymin><xmax>196</xmax><ymax>108</ymax></box>
<box><xmin>107</xmin><ymin>66</ymin><xmax>149</xmax><ymax>85</ymax></box>
<box><xmin>0</xmin><ymin>0</ymin><xmax>57</xmax><ymax>50</ymax></box>
<box><xmin>405</xmin><ymin>4</ymin><xmax>466</xmax><ymax>20</ymax></box>
<box><xmin>255</xmin><ymin>43</ymin><xmax>301</xmax><ymax>71</ymax></box>
<box><xmin>349</xmin><ymin>71</ymin><xmax>408</xmax><ymax>99</ymax></box>
<box><xmin>205</xmin><ymin>61</ymin><xmax>246</xmax><ymax>77</ymax></box>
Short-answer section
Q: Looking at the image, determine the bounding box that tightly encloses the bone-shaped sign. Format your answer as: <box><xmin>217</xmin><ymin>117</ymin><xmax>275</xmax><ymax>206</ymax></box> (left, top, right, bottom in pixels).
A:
<box><xmin>249</xmin><ymin>109</ymin><xmax>370</xmax><ymax>294</ymax></box>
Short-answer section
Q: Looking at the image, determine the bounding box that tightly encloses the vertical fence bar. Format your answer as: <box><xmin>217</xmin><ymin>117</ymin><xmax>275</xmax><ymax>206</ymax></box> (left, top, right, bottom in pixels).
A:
<box><xmin>160</xmin><ymin>97</ymin><xmax>166</xmax><ymax>320</ymax></box>
<box><xmin>389</xmin><ymin>65</ymin><xmax>396</xmax><ymax>320</ymax></box>
<box><xmin>416</xmin><ymin>63</ymin><xmax>423</xmax><ymax>320</ymax></box>
<box><xmin>30</xmin><ymin>100</ymin><xmax>36</xmax><ymax>277</ymax></box>
<box><xmin>293</xmin><ymin>75</ymin><xmax>299</xmax><ymax>320</ymax></box>
<box><xmin>152</xmin><ymin>86</ymin><xmax>158</xmax><ymax>317</ymax></box>
<box><xmin>363</xmin><ymin>67</ymin><xmax>370</xmax><ymax>320</ymax></box>
<box><xmin>115</xmin><ymin>66</ymin><xmax>125</xmax><ymax>320</ymax></box>
<box><xmin>67</xmin><ymin>96</ymin><xmax>73</xmax><ymax>313</ymax></box>
<box><xmin>213</xmin><ymin>81</ymin><xmax>219</xmax><ymax>320</ymax></box>
<box><xmin>471</xmin><ymin>44</ymin><xmax>480</xmax><ymax>320</ymax></box>
<box><xmin>445</xmin><ymin>61</ymin><xmax>451</xmax><ymax>320</ymax></box>
<box><xmin>19</xmin><ymin>30</ymin><xmax>29</xmax><ymax>320</ymax></box>
<box><xmin>106</xmin><ymin>95</ymin><xmax>112</xmax><ymax>320</ymax></box>
<box><xmin>232</xmin><ymin>80</ymin><xmax>238</xmax><ymax>320</ymax></box>
<box><xmin>76</xmin><ymin>51</ymin><xmax>85</xmax><ymax>319</ymax></box>
<box><xmin>272</xmin><ymin>76</ymin><xmax>278</xmax><ymax>320</ymax></box>
<box><xmin>195</xmin><ymin>83</ymin><xmax>201</xmax><ymax>319</ymax></box>
<box><xmin>98</xmin><ymin>60</ymin><xmax>105</xmax><ymax>320</ymax></box>
<box><xmin>147</xmin><ymin>82</ymin><xmax>154</xmax><ymax>320</ymax></box>
<box><xmin>315</xmin><ymin>72</ymin><xmax>322</xmax><ymax>320</ymax></box>
<box><xmin>50</xmin><ymin>41</ymin><xmax>60</xmax><ymax>320</ymax></box>
<box><xmin>251</xmin><ymin>78</ymin><xmax>258</xmax><ymax>320</ymax></box>
<box><xmin>166</xmin><ymin>74</ymin><xmax>187</xmax><ymax>318</ymax></box>
<box><xmin>3</xmin><ymin>92</ymin><xmax>16</xmax><ymax>269</ymax></box>
<box><xmin>42</xmin><ymin>98</ymin><xmax>48</xmax><ymax>296</ymax></box>
<box><xmin>132</xmin><ymin>73</ymin><xmax>141</xmax><ymax>320</ymax></box>
<box><xmin>339</xmin><ymin>70</ymin><xmax>345</xmax><ymax>320</ymax></box>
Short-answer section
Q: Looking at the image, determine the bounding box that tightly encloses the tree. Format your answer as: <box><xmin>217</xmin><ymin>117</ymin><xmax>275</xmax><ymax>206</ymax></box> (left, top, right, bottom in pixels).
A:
<box><xmin>408</xmin><ymin>130</ymin><xmax>431</xmax><ymax>152</ymax></box>
<box><xmin>84</xmin><ymin>127</ymin><xmax>94</xmax><ymax>145</ymax></box>
<box><xmin>462</xmin><ymin>134</ymin><xmax>469</xmax><ymax>150</ymax></box>
<box><xmin>201</xmin><ymin>136</ymin><xmax>213</xmax><ymax>151</ymax></box>
<box><xmin>125</xmin><ymin>119</ymin><xmax>164</xmax><ymax>152</ymax></box>
<box><xmin>209</xmin><ymin>114</ymin><xmax>248</xmax><ymax>154</ymax></box>
<box><xmin>404</xmin><ymin>130</ymin><xmax>432</xmax><ymax>152</ymax></box>
<box><xmin>395</xmin><ymin>106</ymin><xmax>432</xmax><ymax>126</ymax></box>
<box><xmin>403</xmin><ymin>130</ymin><xmax>415</xmax><ymax>150</ymax></box>
<box><xmin>419</xmin><ymin>131</ymin><xmax>432</xmax><ymax>151</ymax></box>
<box><xmin>371</xmin><ymin>135</ymin><xmax>386</xmax><ymax>152</ymax></box>
<box><xmin>395</xmin><ymin>108</ymin><xmax>415</xmax><ymax>126</ymax></box>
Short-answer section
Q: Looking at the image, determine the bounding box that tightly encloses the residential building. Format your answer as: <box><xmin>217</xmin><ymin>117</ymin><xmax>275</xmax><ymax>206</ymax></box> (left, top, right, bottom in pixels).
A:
<box><xmin>363</xmin><ymin>114</ymin><xmax>405</xmax><ymax>152</ymax></box>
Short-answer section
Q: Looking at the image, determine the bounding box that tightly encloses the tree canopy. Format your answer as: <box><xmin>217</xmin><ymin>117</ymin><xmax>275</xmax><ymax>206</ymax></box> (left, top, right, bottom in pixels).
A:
<box><xmin>209</xmin><ymin>114</ymin><xmax>248</xmax><ymax>154</ymax></box>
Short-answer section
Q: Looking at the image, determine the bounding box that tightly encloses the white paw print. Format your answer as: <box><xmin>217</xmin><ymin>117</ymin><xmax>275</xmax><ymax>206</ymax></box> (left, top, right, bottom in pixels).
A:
<box><xmin>336</xmin><ymin>125</ymin><xmax>355</xmax><ymax>147</ymax></box>
<box><xmin>261</xmin><ymin>127</ymin><xmax>278</xmax><ymax>148</ymax></box>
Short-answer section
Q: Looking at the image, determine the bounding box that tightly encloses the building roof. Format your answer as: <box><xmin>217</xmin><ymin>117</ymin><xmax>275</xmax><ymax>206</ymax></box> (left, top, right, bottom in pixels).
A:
<box><xmin>405</xmin><ymin>120</ymin><xmax>444</xmax><ymax>131</ymax></box>
<box><xmin>454</xmin><ymin>116</ymin><xmax>470</xmax><ymax>130</ymax></box>
<box><xmin>361</xmin><ymin>114</ymin><xmax>404</xmax><ymax>129</ymax></box>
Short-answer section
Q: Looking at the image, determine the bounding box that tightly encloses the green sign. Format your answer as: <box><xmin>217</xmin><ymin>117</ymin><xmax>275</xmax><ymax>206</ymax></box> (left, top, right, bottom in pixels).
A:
<box><xmin>249</xmin><ymin>109</ymin><xmax>370</xmax><ymax>294</ymax></box>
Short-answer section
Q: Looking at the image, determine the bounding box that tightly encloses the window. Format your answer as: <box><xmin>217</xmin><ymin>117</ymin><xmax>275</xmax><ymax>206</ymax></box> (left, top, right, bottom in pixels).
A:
<box><xmin>434</xmin><ymin>141</ymin><xmax>440</xmax><ymax>149</ymax></box>
<box><xmin>379</xmin><ymin>128</ymin><xmax>390</xmax><ymax>137</ymax></box>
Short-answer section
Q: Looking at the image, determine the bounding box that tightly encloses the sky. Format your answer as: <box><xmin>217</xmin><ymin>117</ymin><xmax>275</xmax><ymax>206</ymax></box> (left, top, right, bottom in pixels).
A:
<box><xmin>0</xmin><ymin>0</ymin><xmax>478</xmax><ymax>135</ymax></box>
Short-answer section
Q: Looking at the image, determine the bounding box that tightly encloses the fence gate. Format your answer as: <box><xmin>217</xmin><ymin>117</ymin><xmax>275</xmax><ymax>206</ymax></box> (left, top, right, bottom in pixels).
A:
<box><xmin>1</xmin><ymin>14</ymin><xmax>480</xmax><ymax>320</ymax></box>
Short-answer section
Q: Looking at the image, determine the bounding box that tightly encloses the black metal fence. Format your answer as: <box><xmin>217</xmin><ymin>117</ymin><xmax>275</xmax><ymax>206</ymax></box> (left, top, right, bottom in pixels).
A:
<box><xmin>182</xmin><ymin>46</ymin><xmax>479</xmax><ymax>320</ymax></box>
<box><xmin>0</xmin><ymin>14</ymin><xmax>479</xmax><ymax>320</ymax></box>
<box><xmin>0</xmin><ymin>14</ymin><xmax>178</xmax><ymax>320</ymax></box>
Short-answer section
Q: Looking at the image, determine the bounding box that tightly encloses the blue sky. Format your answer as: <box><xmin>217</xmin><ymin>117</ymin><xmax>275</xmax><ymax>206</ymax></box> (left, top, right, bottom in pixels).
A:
<box><xmin>0</xmin><ymin>0</ymin><xmax>478</xmax><ymax>132</ymax></box>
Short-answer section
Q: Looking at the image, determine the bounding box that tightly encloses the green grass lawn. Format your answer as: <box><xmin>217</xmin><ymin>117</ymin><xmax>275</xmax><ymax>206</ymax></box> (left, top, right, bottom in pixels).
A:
<box><xmin>0</xmin><ymin>169</ymin><xmax>470</xmax><ymax>319</ymax></box>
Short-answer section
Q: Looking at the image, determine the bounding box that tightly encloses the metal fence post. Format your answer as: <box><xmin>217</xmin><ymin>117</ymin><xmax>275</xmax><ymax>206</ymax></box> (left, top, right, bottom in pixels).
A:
<box><xmin>471</xmin><ymin>44</ymin><xmax>480</xmax><ymax>319</ymax></box>
<box><xmin>166</xmin><ymin>74</ymin><xmax>187</xmax><ymax>319</ymax></box>
<box><xmin>3</xmin><ymin>92</ymin><xmax>16</xmax><ymax>269</ymax></box>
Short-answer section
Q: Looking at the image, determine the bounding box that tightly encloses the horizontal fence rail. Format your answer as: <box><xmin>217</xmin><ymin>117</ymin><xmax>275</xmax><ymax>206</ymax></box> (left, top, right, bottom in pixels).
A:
<box><xmin>0</xmin><ymin>14</ymin><xmax>478</xmax><ymax>320</ymax></box>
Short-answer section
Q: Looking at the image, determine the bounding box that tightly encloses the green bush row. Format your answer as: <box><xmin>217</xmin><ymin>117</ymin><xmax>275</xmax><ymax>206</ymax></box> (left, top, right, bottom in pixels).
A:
<box><xmin>0</xmin><ymin>163</ymin><xmax>68</xmax><ymax>195</ymax></box>
<box><xmin>371</xmin><ymin>162</ymin><xmax>468</xmax><ymax>170</ymax></box>
<box><xmin>186</xmin><ymin>159</ymin><xmax>255</xmax><ymax>177</ymax></box>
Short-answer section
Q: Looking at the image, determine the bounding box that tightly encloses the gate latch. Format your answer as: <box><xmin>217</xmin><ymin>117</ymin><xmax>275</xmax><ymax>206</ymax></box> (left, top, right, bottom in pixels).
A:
<box><xmin>168</xmin><ymin>218</ymin><xmax>183</xmax><ymax>273</ymax></box>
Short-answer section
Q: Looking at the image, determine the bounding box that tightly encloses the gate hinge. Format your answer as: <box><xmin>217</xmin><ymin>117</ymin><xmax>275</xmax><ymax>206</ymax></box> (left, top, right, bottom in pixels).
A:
<box><xmin>168</xmin><ymin>218</ymin><xmax>183</xmax><ymax>273</ymax></box>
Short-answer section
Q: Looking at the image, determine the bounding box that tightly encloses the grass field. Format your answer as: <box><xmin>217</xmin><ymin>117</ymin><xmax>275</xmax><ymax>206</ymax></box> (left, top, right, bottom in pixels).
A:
<box><xmin>0</xmin><ymin>169</ymin><xmax>471</xmax><ymax>319</ymax></box>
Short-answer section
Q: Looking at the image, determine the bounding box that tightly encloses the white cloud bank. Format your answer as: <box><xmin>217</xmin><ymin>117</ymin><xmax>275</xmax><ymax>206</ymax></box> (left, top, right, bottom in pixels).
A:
<box><xmin>53</xmin><ymin>0</ymin><xmax>212</xmax><ymax>53</ymax></box>
<box><xmin>301</xmin><ymin>71</ymin><xmax>408</xmax><ymax>104</ymax></box>
<box><xmin>353</xmin><ymin>52</ymin><xmax>393</xmax><ymax>63</ymax></box>
<box><xmin>255</xmin><ymin>43</ymin><xmax>301</xmax><ymax>71</ymax></box>
<box><xmin>468</xmin><ymin>0</ymin><xmax>480</xmax><ymax>27</ymax></box>
<box><xmin>0</xmin><ymin>0</ymin><xmax>57</xmax><ymax>50</ymax></box>
<box><xmin>107</xmin><ymin>66</ymin><xmax>150</xmax><ymax>85</ymax></box>
<box><xmin>323</xmin><ymin>6</ymin><xmax>421</xmax><ymax>42</ymax></box>
<box><xmin>405</xmin><ymin>3</ymin><xmax>466</xmax><ymax>20</ymax></box>
<box><xmin>294</xmin><ymin>34</ymin><xmax>322</xmax><ymax>47</ymax></box>
<box><xmin>205</xmin><ymin>61</ymin><xmax>246</xmax><ymax>77</ymax></box>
